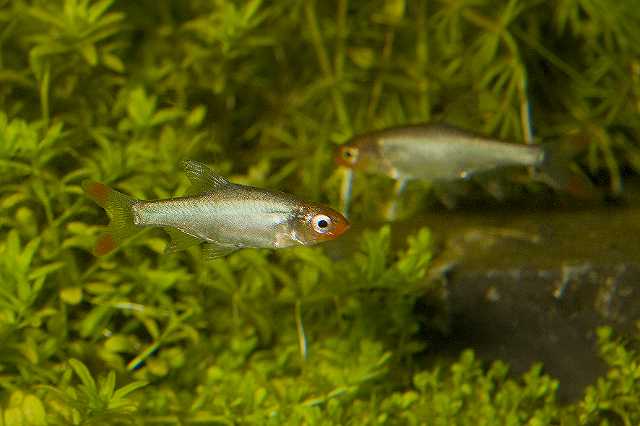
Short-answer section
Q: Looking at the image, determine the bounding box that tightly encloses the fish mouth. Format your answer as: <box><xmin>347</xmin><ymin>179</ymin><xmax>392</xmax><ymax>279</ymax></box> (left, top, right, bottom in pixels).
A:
<box><xmin>330</xmin><ymin>213</ymin><xmax>350</xmax><ymax>237</ymax></box>
<box><xmin>334</xmin><ymin>155</ymin><xmax>350</xmax><ymax>168</ymax></box>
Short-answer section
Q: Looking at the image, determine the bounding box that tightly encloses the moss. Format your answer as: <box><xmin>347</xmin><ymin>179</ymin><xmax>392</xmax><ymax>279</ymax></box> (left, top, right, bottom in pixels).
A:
<box><xmin>1</xmin><ymin>0</ymin><xmax>640</xmax><ymax>424</ymax></box>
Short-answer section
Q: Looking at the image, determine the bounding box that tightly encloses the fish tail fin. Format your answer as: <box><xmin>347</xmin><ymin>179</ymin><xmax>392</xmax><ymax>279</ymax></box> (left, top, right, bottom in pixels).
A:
<box><xmin>82</xmin><ymin>181</ymin><xmax>139</xmax><ymax>256</ymax></box>
<box><xmin>534</xmin><ymin>143</ymin><xmax>595</xmax><ymax>199</ymax></box>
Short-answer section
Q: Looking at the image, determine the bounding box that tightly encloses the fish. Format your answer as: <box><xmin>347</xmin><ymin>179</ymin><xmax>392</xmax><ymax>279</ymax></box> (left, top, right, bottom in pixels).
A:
<box><xmin>335</xmin><ymin>123</ymin><xmax>590</xmax><ymax>196</ymax></box>
<box><xmin>83</xmin><ymin>160</ymin><xmax>350</xmax><ymax>258</ymax></box>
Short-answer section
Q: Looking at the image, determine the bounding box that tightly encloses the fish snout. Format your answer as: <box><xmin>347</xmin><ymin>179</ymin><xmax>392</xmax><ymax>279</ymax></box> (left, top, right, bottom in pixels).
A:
<box><xmin>329</xmin><ymin>211</ymin><xmax>350</xmax><ymax>237</ymax></box>
<box><xmin>307</xmin><ymin>209</ymin><xmax>350</xmax><ymax>242</ymax></box>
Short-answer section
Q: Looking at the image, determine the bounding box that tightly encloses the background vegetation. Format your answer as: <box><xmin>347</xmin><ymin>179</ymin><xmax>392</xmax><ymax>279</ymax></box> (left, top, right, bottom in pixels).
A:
<box><xmin>1</xmin><ymin>0</ymin><xmax>640</xmax><ymax>424</ymax></box>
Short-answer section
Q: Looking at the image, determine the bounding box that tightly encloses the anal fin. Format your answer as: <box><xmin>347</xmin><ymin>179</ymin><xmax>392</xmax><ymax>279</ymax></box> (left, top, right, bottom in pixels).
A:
<box><xmin>164</xmin><ymin>227</ymin><xmax>202</xmax><ymax>253</ymax></box>
<box><xmin>202</xmin><ymin>242</ymin><xmax>239</xmax><ymax>260</ymax></box>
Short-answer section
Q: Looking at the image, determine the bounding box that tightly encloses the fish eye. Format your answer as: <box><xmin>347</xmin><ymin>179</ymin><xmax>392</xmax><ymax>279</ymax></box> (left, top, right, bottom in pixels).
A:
<box><xmin>312</xmin><ymin>214</ymin><xmax>332</xmax><ymax>234</ymax></box>
<box><xmin>342</xmin><ymin>148</ymin><xmax>357</xmax><ymax>161</ymax></box>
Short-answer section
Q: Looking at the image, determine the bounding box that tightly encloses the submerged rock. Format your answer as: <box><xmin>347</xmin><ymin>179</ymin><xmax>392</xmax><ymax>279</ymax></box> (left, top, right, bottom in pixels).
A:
<box><xmin>396</xmin><ymin>194</ymin><xmax>640</xmax><ymax>402</ymax></box>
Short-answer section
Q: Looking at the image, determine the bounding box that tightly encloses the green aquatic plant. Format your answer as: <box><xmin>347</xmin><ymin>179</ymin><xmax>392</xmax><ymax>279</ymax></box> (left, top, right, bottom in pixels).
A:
<box><xmin>1</xmin><ymin>0</ymin><xmax>640</xmax><ymax>424</ymax></box>
<box><xmin>573</xmin><ymin>326</ymin><xmax>640</xmax><ymax>426</ymax></box>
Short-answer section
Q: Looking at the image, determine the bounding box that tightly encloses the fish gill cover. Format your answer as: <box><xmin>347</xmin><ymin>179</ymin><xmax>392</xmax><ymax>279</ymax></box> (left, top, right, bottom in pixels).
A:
<box><xmin>0</xmin><ymin>0</ymin><xmax>640</xmax><ymax>424</ymax></box>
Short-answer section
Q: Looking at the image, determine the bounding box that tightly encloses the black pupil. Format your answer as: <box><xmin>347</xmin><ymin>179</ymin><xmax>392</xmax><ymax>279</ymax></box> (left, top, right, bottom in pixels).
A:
<box><xmin>344</xmin><ymin>151</ymin><xmax>352</xmax><ymax>158</ymax></box>
<box><xmin>317</xmin><ymin>219</ymin><xmax>328</xmax><ymax>228</ymax></box>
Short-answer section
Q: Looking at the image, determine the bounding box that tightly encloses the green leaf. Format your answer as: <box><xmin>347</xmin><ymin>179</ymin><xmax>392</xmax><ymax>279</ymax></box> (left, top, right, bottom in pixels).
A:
<box><xmin>80</xmin><ymin>43</ymin><xmax>98</xmax><ymax>66</ymax></box>
<box><xmin>150</xmin><ymin>108</ymin><xmax>183</xmax><ymax>127</ymax></box>
<box><xmin>60</xmin><ymin>287</ymin><xmax>83</xmax><ymax>304</ymax></box>
<box><xmin>21</xmin><ymin>395</ymin><xmax>46</xmax><ymax>426</ymax></box>
<box><xmin>111</xmin><ymin>380</ymin><xmax>148</xmax><ymax>402</ymax></box>
<box><xmin>102</xmin><ymin>52</ymin><xmax>125</xmax><ymax>72</ymax></box>
<box><xmin>16</xmin><ymin>236</ymin><xmax>39</xmax><ymax>274</ymax></box>
<box><xmin>28</xmin><ymin>262</ymin><xmax>65</xmax><ymax>281</ymax></box>
<box><xmin>88</xmin><ymin>0</ymin><xmax>115</xmax><ymax>23</ymax></box>
<box><xmin>100</xmin><ymin>370</ymin><xmax>116</xmax><ymax>401</ymax></box>
<box><xmin>361</xmin><ymin>225</ymin><xmax>391</xmax><ymax>283</ymax></box>
<box><xmin>79</xmin><ymin>305</ymin><xmax>112</xmax><ymax>338</ymax></box>
<box><xmin>27</xmin><ymin>7</ymin><xmax>67</xmax><ymax>29</ymax></box>
<box><xmin>69</xmin><ymin>358</ymin><xmax>98</xmax><ymax>393</ymax></box>
<box><xmin>127</xmin><ymin>87</ymin><xmax>156</xmax><ymax>128</ymax></box>
<box><xmin>186</xmin><ymin>105</ymin><xmax>206</xmax><ymax>127</ymax></box>
<box><xmin>3</xmin><ymin>407</ymin><xmax>23</xmax><ymax>426</ymax></box>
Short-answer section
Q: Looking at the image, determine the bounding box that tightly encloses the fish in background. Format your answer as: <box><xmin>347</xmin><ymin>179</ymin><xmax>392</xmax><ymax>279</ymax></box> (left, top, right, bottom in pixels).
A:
<box><xmin>335</xmin><ymin>123</ymin><xmax>592</xmax><ymax>216</ymax></box>
<box><xmin>83</xmin><ymin>160</ymin><xmax>350</xmax><ymax>258</ymax></box>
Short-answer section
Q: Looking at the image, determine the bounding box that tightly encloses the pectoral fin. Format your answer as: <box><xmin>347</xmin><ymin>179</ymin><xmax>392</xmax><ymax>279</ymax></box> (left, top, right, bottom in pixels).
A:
<box><xmin>433</xmin><ymin>181</ymin><xmax>471</xmax><ymax>209</ymax></box>
<box><xmin>202</xmin><ymin>243</ymin><xmax>239</xmax><ymax>259</ymax></box>
<box><xmin>164</xmin><ymin>227</ymin><xmax>202</xmax><ymax>253</ymax></box>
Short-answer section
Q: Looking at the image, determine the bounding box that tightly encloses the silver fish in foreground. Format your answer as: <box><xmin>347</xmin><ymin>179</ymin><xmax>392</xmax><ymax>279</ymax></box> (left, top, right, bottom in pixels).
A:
<box><xmin>83</xmin><ymin>160</ymin><xmax>350</xmax><ymax>258</ymax></box>
<box><xmin>336</xmin><ymin>123</ymin><xmax>589</xmax><ymax>196</ymax></box>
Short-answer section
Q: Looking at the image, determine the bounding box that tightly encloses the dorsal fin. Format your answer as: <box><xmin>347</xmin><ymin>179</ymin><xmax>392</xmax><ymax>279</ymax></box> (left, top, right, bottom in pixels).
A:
<box><xmin>181</xmin><ymin>160</ymin><xmax>230</xmax><ymax>194</ymax></box>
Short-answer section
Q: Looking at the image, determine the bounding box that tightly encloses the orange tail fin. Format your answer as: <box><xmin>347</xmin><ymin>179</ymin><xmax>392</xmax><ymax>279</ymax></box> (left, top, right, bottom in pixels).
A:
<box><xmin>536</xmin><ymin>143</ymin><xmax>596</xmax><ymax>199</ymax></box>
<box><xmin>83</xmin><ymin>181</ymin><xmax>111</xmax><ymax>207</ymax></box>
<box><xmin>82</xmin><ymin>181</ymin><xmax>138</xmax><ymax>256</ymax></box>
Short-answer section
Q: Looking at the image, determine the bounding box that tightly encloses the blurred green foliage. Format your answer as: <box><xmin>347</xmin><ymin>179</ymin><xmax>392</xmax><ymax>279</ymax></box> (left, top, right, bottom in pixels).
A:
<box><xmin>1</xmin><ymin>0</ymin><xmax>640</xmax><ymax>424</ymax></box>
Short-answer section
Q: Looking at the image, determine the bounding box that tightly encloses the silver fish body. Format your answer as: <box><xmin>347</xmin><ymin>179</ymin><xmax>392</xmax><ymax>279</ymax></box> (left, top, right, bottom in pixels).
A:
<box><xmin>377</xmin><ymin>125</ymin><xmax>542</xmax><ymax>180</ymax></box>
<box><xmin>338</xmin><ymin>124</ymin><xmax>543</xmax><ymax>181</ymax></box>
<box><xmin>133</xmin><ymin>186</ymin><xmax>313</xmax><ymax>249</ymax></box>
<box><xmin>83</xmin><ymin>160</ymin><xmax>349</xmax><ymax>257</ymax></box>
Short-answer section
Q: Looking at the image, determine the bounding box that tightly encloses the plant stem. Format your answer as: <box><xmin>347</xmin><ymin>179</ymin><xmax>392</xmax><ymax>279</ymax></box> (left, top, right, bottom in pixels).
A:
<box><xmin>368</xmin><ymin>28</ymin><xmax>395</xmax><ymax>119</ymax></box>
<box><xmin>416</xmin><ymin>0</ymin><xmax>430</xmax><ymax>121</ymax></box>
<box><xmin>304</xmin><ymin>0</ymin><xmax>350</xmax><ymax>130</ymax></box>
<box><xmin>518</xmin><ymin>68</ymin><xmax>533</xmax><ymax>144</ymax></box>
<box><xmin>295</xmin><ymin>299</ymin><xmax>307</xmax><ymax>361</ymax></box>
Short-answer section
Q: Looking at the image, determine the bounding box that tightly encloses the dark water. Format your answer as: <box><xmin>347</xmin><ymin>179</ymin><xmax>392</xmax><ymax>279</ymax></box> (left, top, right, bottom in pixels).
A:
<box><xmin>334</xmin><ymin>186</ymin><xmax>640</xmax><ymax>402</ymax></box>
